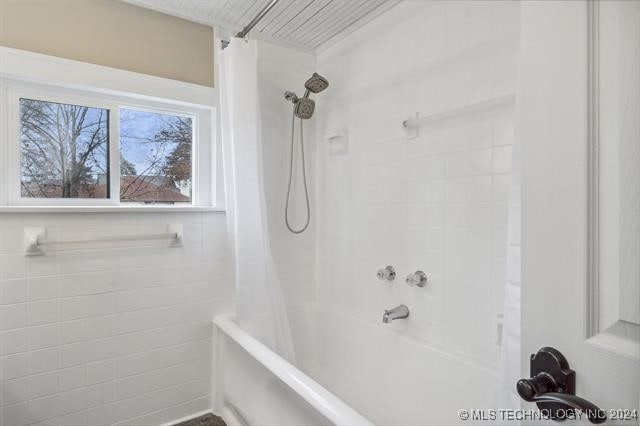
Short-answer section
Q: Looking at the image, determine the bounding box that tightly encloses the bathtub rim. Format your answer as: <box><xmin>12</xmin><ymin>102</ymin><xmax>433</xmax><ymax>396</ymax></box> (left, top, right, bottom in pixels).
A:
<box><xmin>213</xmin><ymin>313</ymin><xmax>374</xmax><ymax>426</ymax></box>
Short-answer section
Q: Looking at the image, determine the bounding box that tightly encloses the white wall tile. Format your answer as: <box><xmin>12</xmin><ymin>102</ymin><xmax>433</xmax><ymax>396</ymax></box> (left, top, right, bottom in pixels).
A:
<box><xmin>2</xmin><ymin>401</ymin><xmax>34</xmax><ymax>426</ymax></box>
<box><xmin>26</xmin><ymin>255</ymin><xmax>59</xmax><ymax>278</ymax></box>
<box><xmin>86</xmin><ymin>360</ymin><xmax>113</xmax><ymax>386</ymax></box>
<box><xmin>28</xmin><ymin>277</ymin><xmax>59</xmax><ymax>301</ymax></box>
<box><xmin>28</xmin><ymin>371</ymin><xmax>59</xmax><ymax>401</ymax></box>
<box><xmin>2</xmin><ymin>353</ymin><xmax>29</xmax><ymax>380</ymax></box>
<box><xmin>317</xmin><ymin>0</ymin><xmax>517</xmax><ymax>370</ymax></box>
<box><xmin>32</xmin><ymin>409</ymin><xmax>88</xmax><ymax>426</ymax></box>
<box><xmin>59</xmin><ymin>365</ymin><xmax>86</xmax><ymax>392</ymax></box>
<box><xmin>87</xmin><ymin>381</ymin><xmax>114</xmax><ymax>408</ymax></box>
<box><xmin>28</xmin><ymin>300</ymin><xmax>59</xmax><ymax>326</ymax></box>
<box><xmin>28</xmin><ymin>324</ymin><xmax>59</xmax><ymax>351</ymax></box>
<box><xmin>0</xmin><ymin>279</ymin><xmax>27</xmax><ymax>304</ymax></box>
<box><xmin>86</xmin><ymin>403</ymin><xmax>114</xmax><ymax>426</ymax></box>
<box><xmin>0</xmin><ymin>212</ymin><xmax>231</xmax><ymax>425</ymax></box>
<box><xmin>1</xmin><ymin>329</ymin><xmax>28</xmax><ymax>355</ymax></box>
<box><xmin>2</xmin><ymin>375</ymin><xmax>30</xmax><ymax>406</ymax></box>
<box><xmin>28</xmin><ymin>347</ymin><xmax>60</xmax><ymax>375</ymax></box>
<box><xmin>0</xmin><ymin>304</ymin><xmax>28</xmax><ymax>330</ymax></box>
<box><xmin>0</xmin><ymin>255</ymin><xmax>26</xmax><ymax>280</ymax></box>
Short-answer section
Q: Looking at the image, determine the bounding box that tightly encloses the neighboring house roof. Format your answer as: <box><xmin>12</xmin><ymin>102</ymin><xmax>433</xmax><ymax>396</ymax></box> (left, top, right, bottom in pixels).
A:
<box><xmin>97</xmin><ymin>174</ymin><xmax>175</xmax><ymax>188</ymax></box>
<box><xmin>101</xmin><ymin>175</ymin><xmax>191</xmax><ymax>202</ymax></box>
<box><xmin>22</xmin><ymin>175</ymin><xmax>191</xmax><ymax>203</ymax></box>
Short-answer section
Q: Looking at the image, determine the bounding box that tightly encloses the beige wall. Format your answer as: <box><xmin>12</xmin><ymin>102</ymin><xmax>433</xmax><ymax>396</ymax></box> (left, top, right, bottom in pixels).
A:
<box><xmin>0</xmin><ymin>0</ymin><xmax>214</xmax><ymax>87</ymax></box>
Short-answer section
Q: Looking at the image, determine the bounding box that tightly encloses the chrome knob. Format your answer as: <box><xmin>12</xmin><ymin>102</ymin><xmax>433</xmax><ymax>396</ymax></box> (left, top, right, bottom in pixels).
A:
<box><xmin>406</xmin><ymin>271</ymin><xmax>427</xmax><ymax>287</ymax></box>
<box><xmin>377</xmin><ymin>265</ymin><xmax>396</xmax><ymax>282</ymax></box>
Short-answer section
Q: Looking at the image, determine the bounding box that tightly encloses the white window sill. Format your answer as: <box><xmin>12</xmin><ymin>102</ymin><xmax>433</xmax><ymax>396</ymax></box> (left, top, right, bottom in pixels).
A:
<box><xmin>0</xmin><ymin>206</ymin><xmax>225</xmax><ymax>213</ymax></box>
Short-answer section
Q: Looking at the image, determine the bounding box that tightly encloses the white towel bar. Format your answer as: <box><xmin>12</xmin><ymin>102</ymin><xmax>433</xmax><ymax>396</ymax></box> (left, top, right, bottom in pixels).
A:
<box><xmin>402</xmin><ymin>93</ymin><xmax>516</xmax><ymax>139</ymax></box>
<box><xmin>24</xmin><ymin>225</ymin><xmax>183</xmax><ymax>256</ymax></box>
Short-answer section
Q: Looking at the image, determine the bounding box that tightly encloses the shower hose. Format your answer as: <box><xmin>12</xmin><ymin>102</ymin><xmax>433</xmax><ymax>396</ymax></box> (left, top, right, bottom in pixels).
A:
<box><xmin>285</xmin><ymin>112</ymin><xmax>311</xmax><ymax>234</ymax></box>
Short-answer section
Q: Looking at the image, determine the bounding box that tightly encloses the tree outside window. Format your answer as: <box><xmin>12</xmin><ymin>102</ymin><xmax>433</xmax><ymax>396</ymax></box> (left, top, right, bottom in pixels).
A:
<box><xmin>119</xmin><ymin>108</ymin><xmax>193</xmax><ymax>204</ymax></box>
<box><xmin>19</xmin><ymin>100</ymin><xmax>194</xmax><ymax>204</ymax></box>
<box><xmin>20</xmin><ymin>98</ymin><xmax>109</xmax><ymax>199</ymax></box>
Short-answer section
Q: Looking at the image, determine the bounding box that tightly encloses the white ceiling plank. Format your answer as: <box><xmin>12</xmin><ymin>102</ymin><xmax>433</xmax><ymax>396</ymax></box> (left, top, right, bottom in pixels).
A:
<box><xmin>262</xmin><ymin>0</ymin><xmax>312</xmax><ymax>35</ymax></box>
<box><xmin>222</xmin><ymin>0</ymin><xmax>256</xmax><ymax>25</ymax></box>
<box><xmin>183</xmin><ymin>0</ymin><xmax>204</xmax><ymax>13</ymax></box>
<box><xmin>207</xmin><ymin>0</ymin><xmax>231</xmax><ymax>18</ymax></box>
<box><xmin>215</xmin><ymin>0</ymin><xmax>242</xmax><ymax>23</ymax></box>
<box><xmin>236</xmin><ymin>0</ymin><xmax>272</xmax><ymax>29</ymax></box>
<box><xmin>271</xmin><ymin>0</ymin><xmax>326</xmax><ymax>38</ymax></box>
<box><xmin>301</xmin><ymin>7</ymin><xmax>366</xmax><ymax>47</ymax></box>
<box><xmin>254</xmin><ymin>0</ymin><xmax>295</xmax><ymax>33</ymax></box>
<box><xmin>305</xmin><ymin>0</ymin><xmax>386</xmax><ymax>48</ymax></box>
<box><xmin>280</xmin><ymin>0</ymin><xmax>338</xmax><ymax>45</ymax></box>
<box><xmin>123</xmin><ymin>0</ymin><xmax>226</xmax><ymax>27</ymax></box>
<box><xmin>288</xmin><ymin>1</ymin><xmax>359</xmax><ymax>47</ymax></box>
<box><xmin>316</xmin><ymin>0</ymin><xmax>399</xmax><ymax>53</ymax></box>
<box><xmin>235</xmin><ymin>0</ymin><xmax>262</xmax><ymax>24</ymax></box>
<box><xmin>124</xmin><ymin>0</ymin><xmax>398</xmax><ymax>52</ymax></box>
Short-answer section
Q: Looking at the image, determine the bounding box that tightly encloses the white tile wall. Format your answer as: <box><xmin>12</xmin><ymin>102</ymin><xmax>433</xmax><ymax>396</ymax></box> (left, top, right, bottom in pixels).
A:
<box><xmin>0</xmin><ymin>212</ymin><xmax>233</xmax><ymax>426</ymax></box>
<box><xmin>316</xmin><ymin>0</ymin><xmax>519</xmax><ymax>370</ymax></box>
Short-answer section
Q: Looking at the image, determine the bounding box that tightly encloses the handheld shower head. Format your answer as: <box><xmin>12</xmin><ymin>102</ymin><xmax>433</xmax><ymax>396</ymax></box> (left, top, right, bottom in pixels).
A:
<box><xmin>294</xmin><ymin>98</ymin><xmax>315</xmax><ymax>120</ymax></box>
<box><xmin>304</xmin><ymin>72</ymin><xmax>329</xmax><ymax>94</ymax></box>
<box><xmin>284</xmin><ymin>72</ymin><xmax>329</xmax><ymax>234</ymax></box>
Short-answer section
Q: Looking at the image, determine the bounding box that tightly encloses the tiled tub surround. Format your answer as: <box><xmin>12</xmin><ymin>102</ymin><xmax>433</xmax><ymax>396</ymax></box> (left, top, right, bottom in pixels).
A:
<box><xmin>0</xmin><ymin>212</ymin><xmax>233</xmax><ymax>426</ymax></box>
<box><xmin>214</xmin><ymin>2</ymin><xmax>520</xmax><ymax>425</ymax></box>
<box><xmin>315</xmin><ymin>0</ymin><xmax>519</xmax><ymax>379</ymax></box>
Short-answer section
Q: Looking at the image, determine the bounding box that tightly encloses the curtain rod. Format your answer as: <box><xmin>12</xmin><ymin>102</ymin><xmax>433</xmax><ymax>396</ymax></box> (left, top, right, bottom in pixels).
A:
<box><xmin>224</xmin><ymin>0</ymin><xmax>280</xmax><ymax>46</ymax></box>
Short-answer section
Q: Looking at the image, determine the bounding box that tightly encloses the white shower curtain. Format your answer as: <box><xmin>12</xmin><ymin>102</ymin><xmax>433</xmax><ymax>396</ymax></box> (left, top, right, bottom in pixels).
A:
<box><xmin>219</xmin><ymin>39</ymin><xmax>296</xmax><ymax>363</ymax></box>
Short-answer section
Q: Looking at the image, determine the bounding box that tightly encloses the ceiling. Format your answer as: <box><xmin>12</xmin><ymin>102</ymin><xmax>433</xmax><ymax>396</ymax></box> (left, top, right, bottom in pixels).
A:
<box><xmin>125</xmin><ymin>0</ymin><xmax>398</xmax><ymax>52</ymax></box>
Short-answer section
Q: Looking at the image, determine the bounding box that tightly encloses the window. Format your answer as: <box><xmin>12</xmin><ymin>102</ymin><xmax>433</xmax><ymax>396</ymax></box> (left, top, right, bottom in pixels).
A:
<box><xmin>120</xmin><ymin>109</ymin><xmax>193</xmax><ymax>204</ymax></box>
<box><xmin>2</xmin><ymin>80</ymin><xmax>216</xmax><ymax>209</ymax></box>
<box><xmin>20</xmin><ymin>98</ymin><xmax>110</xmax><ymax>199</ymax></box>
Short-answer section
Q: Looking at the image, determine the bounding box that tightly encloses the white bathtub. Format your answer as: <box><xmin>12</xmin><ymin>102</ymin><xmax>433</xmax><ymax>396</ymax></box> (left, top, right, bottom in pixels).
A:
<box><xmin>213</xmin><ymin>304</ymin><xmax>497</xmax><ymax>425</ymax></box>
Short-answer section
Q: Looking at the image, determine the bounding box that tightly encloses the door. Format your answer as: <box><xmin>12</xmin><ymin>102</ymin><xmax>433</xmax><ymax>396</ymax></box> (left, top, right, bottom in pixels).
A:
<box><xmin>520</xmin><ymin>1</ymin><xmax>639</xmax><ymax>424</ymax></box>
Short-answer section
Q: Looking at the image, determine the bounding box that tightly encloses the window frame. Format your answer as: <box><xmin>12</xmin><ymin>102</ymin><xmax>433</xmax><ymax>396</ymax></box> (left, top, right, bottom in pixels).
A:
<box><xmin>1</xmin><ymin>79</ymin><xmax>215</xmax><ymax>210</ymax></box>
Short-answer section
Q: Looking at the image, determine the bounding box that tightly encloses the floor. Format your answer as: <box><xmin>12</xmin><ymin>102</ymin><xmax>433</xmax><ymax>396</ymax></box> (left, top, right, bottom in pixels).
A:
<box><xmin>174</xmin><ymin>413</ymin><xmax>226</xmax><ymax>426</ymax></box>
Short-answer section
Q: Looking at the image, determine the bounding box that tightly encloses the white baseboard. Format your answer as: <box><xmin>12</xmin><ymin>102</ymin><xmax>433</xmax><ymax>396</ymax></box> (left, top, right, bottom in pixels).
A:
<box><xmin>162</xmin><ymin>409</ymin><xmax>214</xmax><ymax>426</ymax></box>
<box><xmin>221</xmin><ymin>404</ymin><xmax>248</xmax><ymax>426</ymax></box>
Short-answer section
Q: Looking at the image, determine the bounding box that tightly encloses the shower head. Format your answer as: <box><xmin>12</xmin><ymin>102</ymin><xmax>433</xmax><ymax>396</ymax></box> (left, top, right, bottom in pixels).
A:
<box><xmin>304</xmin><ymin>72</ymin><xmax>329</xmax><ymax>94</ymax></box>
<box><xmin>294</xmin><ymin>98</ymin><xmax>315</xmax><ymax>120</ymax></box>
<box><xmin>284</xmin><ymin>72</ymin><xmax>328</xmax><ymax>119</ymax></box>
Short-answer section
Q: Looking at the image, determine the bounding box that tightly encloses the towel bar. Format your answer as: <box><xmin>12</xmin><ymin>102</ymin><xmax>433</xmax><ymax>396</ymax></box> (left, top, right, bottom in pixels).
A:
<box><xmin>24</xmin><ymin>225</ymin><xmax>183</xmax><ymax>256</ymax></box>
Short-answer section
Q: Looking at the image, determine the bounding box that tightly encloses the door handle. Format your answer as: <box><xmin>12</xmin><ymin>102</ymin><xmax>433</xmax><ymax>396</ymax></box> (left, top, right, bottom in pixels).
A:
<box><xmin>517</xmin><ymin>347</ymin><xmax>607</xmax><ymax>424</ymax></box>
<box><xmin>517</xmin><ymin>375</ymin><xmax>607</xmax><ymax>424</ymax></box>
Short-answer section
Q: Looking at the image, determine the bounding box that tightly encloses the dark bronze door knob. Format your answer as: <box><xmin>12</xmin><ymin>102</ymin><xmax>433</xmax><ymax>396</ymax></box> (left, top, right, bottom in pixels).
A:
<box><xmin>517</xmin><ymin>347</ymin><xmax>607</xmax><ymax>424</ymax></box>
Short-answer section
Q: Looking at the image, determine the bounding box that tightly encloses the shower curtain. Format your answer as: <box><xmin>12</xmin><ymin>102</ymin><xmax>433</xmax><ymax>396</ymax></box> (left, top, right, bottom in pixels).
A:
<box><xmin>219</xmin><ymin>39</ymin><xmax>296</xmax><ymax>363</ymax></box>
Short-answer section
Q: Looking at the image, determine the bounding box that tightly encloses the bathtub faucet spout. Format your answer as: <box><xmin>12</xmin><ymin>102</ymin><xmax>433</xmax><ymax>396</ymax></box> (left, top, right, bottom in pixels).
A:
<box><xmin>382</xmin><ymin>304</ymin><xmax>409</xmax><ymax>323</ymax></box>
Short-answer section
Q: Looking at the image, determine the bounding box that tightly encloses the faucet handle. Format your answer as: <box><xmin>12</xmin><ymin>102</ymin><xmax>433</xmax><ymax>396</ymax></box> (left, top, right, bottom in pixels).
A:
<box><xmin>406</xmin><ymin>271</ymin><xmax>428</xmax><ymax>287</ymax></box>
<box><xmin>377</xmin><ymin>265</ymin><xmax>396</xmax><ymax>282</ymax></box>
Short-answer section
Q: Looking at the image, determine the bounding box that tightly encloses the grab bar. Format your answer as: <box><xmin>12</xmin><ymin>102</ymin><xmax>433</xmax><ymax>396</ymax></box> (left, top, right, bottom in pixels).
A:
<box><xmin>24</xmin><ymin>225</ymin><xmax>183</xmax><ymax>256</ymax></box>
<box><xmin>402</xmin><ymin>93</ymin><xmax>516</xmax><ymax>139</ymax></box>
